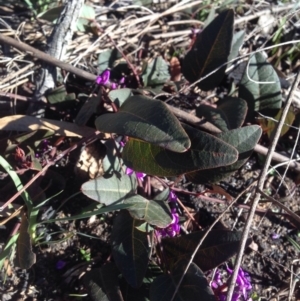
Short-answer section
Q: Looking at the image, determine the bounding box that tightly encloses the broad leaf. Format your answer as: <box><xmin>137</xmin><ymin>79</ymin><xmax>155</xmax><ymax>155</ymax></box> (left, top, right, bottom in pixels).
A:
<box><xmin>196</xmin><ymin>97</ymin><xmax>247</xmax><ymax>131</ymax></box>
<box><xmin>97</xmin><ymin>48</ymin><xmax>122</xmax><ymax>73</ymax></box>
<box><xmin>120</xmin><ymin>263</ymin><xmax>163</xmax><ymax>301</ymax></box>
<box><xmin>186</xmin><ymin>125</ymin><xmax>262</xmax><ymax>183</ymax></box>
<box><xmin>102</xmin><ymin>139</ymin><xmax>124</xmax><ymax>175</ymax></box>
<box><xmin>182</xmin><ymin>9</ymin><xmax>234</xmax><ymax>90</ymax></box>
<box><xmin>95</xmin><ymin>95</ymin><xmax>190</xmax><ymax>152</ymax></box>
<box><xmin>161</xmin><ymin>230</ymin><xmax>252</xmax><ymax>271</ymax></box>
<box><xmin>109</xmin><ymin>88</ymin><xmax>133</xmax><ymax>107</ymax></box>
<box><xmin>228</xmin><ymin>30</ymin><xmax>245</xmax><ymax>67</ymax></box>
<box><xmin>84</xmin><ymin>263</ymin><xmax>123</xmax><ymax>301</ymax></box>
<box><xmin>111</xmin><ymin>210</ymin><xmax>151</xmax><ymax>288</ymax></box>
<box><xmin>123</xmin><ymin>124</ymin><xmax>238</xmax><ymax>177</ymax></box>
<box><xmin>75</xmin><ymin>95</ymin><xmax>100</xmax><ymax>126</ymax></box>
<box><xmin>150</xmin><ymin>260</ymin><xmax>216</xmax><ymax>301</ymax></box>
<box><xmin>142</xmin><ymin>56</ymin><xmax>170</xmax><ymax>89</ymax></box>
<box><xmin>16</xmin><ymin>213</ymin><xmax>36</xmax><ymax>269</ymax></box>
<box><xmin>77</xmin><ymin>4</ymin><xmax>95</xmax><ymax>32</ymax></box>
<box><xmin>239</xmin><ymin>52</ymin><xmax>282</xmax><ymax>117</ymax></box>
<box><xmin>81</xmin><ymin>174</ymin><xmax>137</xmax><ymax>205</ymax></box>
<box><xmin>124</xmin><ymin>195</ymin><xmax>172</xmax><ymax>227</ymax></box>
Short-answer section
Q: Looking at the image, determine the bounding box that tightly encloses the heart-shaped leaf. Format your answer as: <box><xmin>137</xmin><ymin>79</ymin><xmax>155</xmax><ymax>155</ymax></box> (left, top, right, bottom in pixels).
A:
<box><xmin>186</xmin><ymin>125</ymin><xmax>262</xmax><ymax>183</ymax></box>
<box><xmin>161</xmin><ymin>230</ymin><xmax>252</xmax><ymax>271</ymax></box>
<box><xmin>123</xmin><ymin>124</ymin><xmax>238</xmax><ymax>177</ymax></box>
<box><xmin>239</xmin><ymin>52</ymin><xmax>282</xmax><ymax>118</ymax></box>
<box><xmin>111</xmin><ymin>210</ymin><xmax>151</xmax><ymax>288</ymax></box>
<box><xmin>81</xmin><ymin>174</ymin><xmax>137</xmax><ymax>205</ymax></box>
<box><xmin>124</xmin><ymin>195</ymin><xmax>172</xmax><ymax>228</ymax></box>
<box><xmin>95</xmin><ymin>95</ymin><xmax>190</xmax><ymax>152</ymax></box>
<box><xmin>84</xmin><ymin>263</ymin><xmax>123</xmax><ymax>301</ymax></box>
<box><xmin>196</xmin><ymin>97</ymin><xmax>247</xmax><ymax>131</ymax></box>
<box><xmin>150</xmin><ymin>260</ymin><xmax>216</xmax><ymax>301</ymax></box>
<box><xmin>182</xmin><ymin>9</ymin><xmax>234</xmax><ymax>91</ymax></box>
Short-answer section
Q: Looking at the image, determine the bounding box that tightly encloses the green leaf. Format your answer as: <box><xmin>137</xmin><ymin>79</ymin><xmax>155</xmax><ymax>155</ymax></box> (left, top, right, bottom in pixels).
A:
<box><xmin>102</xmin><ymin>139</ymin><xmax>124</xmax><ymax>175</ymax></box>
<box><xmin>0</xmin><ymin>233</ymin><xmax>19</xmax><ymax>271</ymax></box>
<box><xmin>182</xmin><ymin>9</ymin><xmax>234</xmax><ymax>90</ymax></box>
<box><xmin>46</xmin><ymin>86</ymin><xmax>75</xmax><ymax>104</ymax></box>
<box><xmin>111</xmin><ymin>210</ymin><xmax>151</xmax><ymax>288</ymax></box>
<box><xmin>95</xmin><ymin>95</ymin><xmax>190</xmax><ymax>152</ymax></box>
<box><xmin>97</xmin><ymin>48</ymin><xmax>122</xmax><ymax>73</ymax></box>
<box><xmin>81</xmin><ymin>174</ymin><xmax>137</xmax><ymax>205</ymax></box>
<box><xmin>123</xmin><ymin>124</ymin><xmax>238</xmax><ymax>177</ymax></box>
<box><xmin>186</xmin><ymin>125</ymin><xmax>262</xmax><ymax>183</ymax></box>
<box><xmin>161</xmin><ymin>230</ymin><xmax>252</xmax><ymax>272</ymax></box>
<box><xmin>228</xmin><ymin>30</ymin><xmax>245</xmax><ymax>67</ymax></box>
<box><xmin>124</xmin><ymin>195</ymin><xmax>172</xmax><ymax>227</ymax></box>
<box><xmin>16</xmin><ymin>213</ymin><xmax>36</xmax><ymax>269</ymax></box>
<box><xmin>75</xmin><ymin>95</ymin><xmax>100</xmax><ymax>126</ymax></box>
<box><xmin>84</xmin><ymin>263</ymin><xmax>123</xmax><ymax>301</ymax></box>
<box><xmin>142</xmin><ymin>56</ymin><xmax>170</xmax><ymax>89</ymax></box>
<box><xmin>196</xmin><ymin>97</ymin><xmax>247</xmax><ymax>131</ymax></box>
<box><xmin>120</xmin><ymin>263</ymin><xmax>163</xmax><ymax>301</ymax></box>
<box><xmin>239</xmin><ymin>52</ymin><xmax>282</xmax><ymax>117</ymax></box>
<box><xmin>109</xmin><ymin>88</ymin><xmax>133</xmax><ymax>107</ymax></box>
<box><xmin>37</xmin><ymin>5</ymin><xmax>64</xmax><ymax>22</ymax></box>
<box><xmin>76</xmin><ymin>4</ymin><xmax>95</xmax><ymax>32</ymax></box>
<box><xmin>150</xmin><ymin>260</ymin><xmax>216</xmax><ymax>301</ymax></box>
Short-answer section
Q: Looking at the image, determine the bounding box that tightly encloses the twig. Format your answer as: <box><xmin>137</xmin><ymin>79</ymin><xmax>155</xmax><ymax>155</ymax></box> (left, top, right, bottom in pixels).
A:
<box><xmin>226</xmin><ymin>69</ymin><xmax>300</xmax><ymax>301</ymax></box>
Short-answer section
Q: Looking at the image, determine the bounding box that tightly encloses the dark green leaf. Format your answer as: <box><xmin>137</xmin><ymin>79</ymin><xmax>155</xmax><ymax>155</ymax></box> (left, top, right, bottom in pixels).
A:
<box><xmin>123</xmin><ymin>124</ymin><xmax>238</xmax><ymax>177</ymax></box>
<box><xmin>196</xmin><ymin>97</ymin><xmax>247</xmax><ymax>131</ymax></box>
<box><xmin>84</xmin><ymin>263</ymin><xmax>123</xmax><ymax>301</ymax></box>
<box><xmin>46</xmin><ymin>86</ymin><xmax>75</xmax><ymax>104</ymax></box>
<box><xmin>75</xmin><ymin>95</ymin><xmax>100</xmax><ymax>126</ymax></box>
<box><xmin>95</xmin><ymin>95</ymin><xmax>190</xmax><ymax>152</ymax></box>
<box><xmin>81</xmin><ymin>174</ymin><xmax>137</xmax><ymax>205</ymax></box>
<box><xmin>124</xmin><ymin>195</ymin><xmax>172</xmax><ymax>227</ymax></box>
<box><xmin>182</xmin><ymin>9</ymin><xmax>234</xmax><ymax>90</ymax></box>
<box><xmin>186</xmin><ymin>125</ymin><xmax>262</xmax><ymax>183</ymax></box>
<box><xmin>142</xmin><ymin>56</ymin><xmax>170</xmax><ymax>89</ymax></box>
<box><xmin>37</xmin><ymin>5</ymin><xmax>64</xmax><ymax>22</ymax></box>
<box><xmin>161</xmin><ymin>230</ymin><xmax>252</xmax><ymax>271</ymax></box>
<box><xmin>102</xmin><ymin>139</ymin><xmax>124</xmax><ymax>175</ymax></box>
<box><xmin>109</xmin><ymin>88</ymin><xmax>133</xmax><ymax>107</ymax></box>
<box><xmin>16</xmin><ymin>213</ymin><xmax>36</xmax><ymax>269</ymax></box>
<box><xmin>120</xmin><ymin>263</ymin><xmax>163</xmax><ymax>301</ymax></box>
<box><xmin>228</xmin><ymin>30</ymin><xmax>245</xmax><ymax>67</ymax></box>
<box><xmin>97</xmin><ymin>48</ymin><xmax>122</xmax><ymax>73</ymax></box>
<box><xmin>239</xmin><ymin>52</ymin><xmax>282</xmax><ymax>117</ymax></box>
<box><xmin>150</xmin><ymin>260</ymin><xmax>216</xmax><ymax>301</ymax></box>
<box><xmin>111</xmin><ymin>211</ymin><xmax>151</xmax><ymax>288</ymax></box>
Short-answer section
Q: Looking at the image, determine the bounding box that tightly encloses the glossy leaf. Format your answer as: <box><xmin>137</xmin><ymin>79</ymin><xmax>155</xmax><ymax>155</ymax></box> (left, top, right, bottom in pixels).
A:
<box><xmin>111</xmin><ymin>210</ymin><xmax>151</xmax><ymax>288</ymax></box>
<box><xmin>186</xmin><ymin>125</ymin><xmax>262</xmax><ymax>183</ymax></box>
<box><xmin>95</xmin><ymin>95</ymin><xmax>190</xmax><ymax>152</ymax></box>
<box><xmin>239</xmin><ymin>52</ymin><xmax>282</xmax><ymax>117</ymax></box>
<box><xmin>108</xmin><ymin>88</ymin><xmax>133</xmax><ymax>107</ymax></box>
<box><xmin>150</xmin><ymin>260</ymin><xmax>216</xmax><ymax>301</ymax></box>
<box><xmin>196</xmin><ymin>97</ymin><xmax>247</xmax><ymax>131</ymax></box>
<box><xmin>81</xmin><ymin>174</ymin><xmax>137</xmax><ymax>205</ymax></box>
<box><xmin>124</xmin><ymin>195</ymin><xmax>172</xmax><ymax>227</ymax></box>
<box><xmin>161</xmin><ymin>230</ymin><xmax>251</xmax><ymax>271</ymax></box>
<box><xmin>16</xmin><ymin>213</ymin><xmax>36</xmax><ymax>269</ymax></box>
<box><xmin>182</xmin><ymin>9</ymin><xmax>234</xmax><ymax>90</ymax></box>
<box><xmin>142</xmin><ymin>56</ymin><xmax>170</xmax><ymax>89</ymax></box>
<box><xmin>123</xmin><ymin>124</ymin><xmax>238</xmax><ymax>177</ymax></box>
<box><xmin>84</xmin><ymin>263</ymin><xmax>123</xmax><ymax>301</ymax></box>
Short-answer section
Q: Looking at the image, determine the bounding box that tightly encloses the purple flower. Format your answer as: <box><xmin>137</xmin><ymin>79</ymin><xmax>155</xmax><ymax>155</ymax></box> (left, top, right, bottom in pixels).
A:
<box><xmin>125</xmin><ymin>167</ymin><xmax>146</xmax><ymax>180</ymax></box>
<box><xmin>56</xmin><ymin>260</ymin><xmax>66</xmax><ymax>269</ymax></box>
<box><xmin>271</xmin><ymin>233</ymin><xmax>280</xmax><ymax>240</ymax></box>
<box><xmin>95</xmin><ymin>70</ymin><xmax>125</xmax><ymax>90</ymax></box>
<box><xmin>211</xmin><ymin>267</ymin><xmax>252</xmax><ymax>301</ymax></box>
<box><xmin>156</xmin><ymin>191</ymin><xmax>180</xmax><ymax>238</ymax></box>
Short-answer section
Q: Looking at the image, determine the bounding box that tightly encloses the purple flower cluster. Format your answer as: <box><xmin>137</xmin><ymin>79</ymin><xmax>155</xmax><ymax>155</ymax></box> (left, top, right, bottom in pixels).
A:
<box><xmin>156</xmin><ymin>191</ymin><xmax>180</xmax><ymax>238</ymax></box>
<box><xmin>125</xmin><ymin>167</ymin><xmax>146</xmax><ymax>180</ymax></box>
<box><xmin>96</xmin><ymin>69</ymin><xmax>125</xmax><ymax>90</ymax></box>
<box><xmin>211</xmin><ymin>267</ymin><xmax>252</xmax><ymax>301</ymax></box>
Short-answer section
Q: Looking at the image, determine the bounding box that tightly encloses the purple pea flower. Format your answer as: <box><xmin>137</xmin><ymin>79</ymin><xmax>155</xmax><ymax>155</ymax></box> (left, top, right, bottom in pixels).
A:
<box><xmin>96</xmin><ymin>69</ymin><xmax>125</xmax><ymax>90</ymax></box>
<box><xmin>156</xmin><ymin>191</ymin><xmax>180</xmax><ymax>238</ymax></box>
<box><xmin>125</xmin><ymin>167</ymin><xmax>146</xmax><ymax>180</ymax></box>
